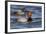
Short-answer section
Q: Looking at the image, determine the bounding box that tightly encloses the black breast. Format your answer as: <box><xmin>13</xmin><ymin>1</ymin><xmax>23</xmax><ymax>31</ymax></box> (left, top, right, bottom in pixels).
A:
<box><xmin>27</xmin><ymin>17</ymin><xmax>32</xmax><ymax>22</ymax></box>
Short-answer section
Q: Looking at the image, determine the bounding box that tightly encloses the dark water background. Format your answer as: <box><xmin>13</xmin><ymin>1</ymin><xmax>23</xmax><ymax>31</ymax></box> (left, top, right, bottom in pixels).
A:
<box><xmin>10</xmin><ymin>5</ymin><xmax>42</xmax><ymax>29</ymax></box>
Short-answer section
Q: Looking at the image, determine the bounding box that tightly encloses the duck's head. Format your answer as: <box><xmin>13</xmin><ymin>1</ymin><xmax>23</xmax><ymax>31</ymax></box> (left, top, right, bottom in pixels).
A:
<box><xmin>27</xmin><ymin>12</ymin><xmax>32</xmax><ymax>17</ymax></box>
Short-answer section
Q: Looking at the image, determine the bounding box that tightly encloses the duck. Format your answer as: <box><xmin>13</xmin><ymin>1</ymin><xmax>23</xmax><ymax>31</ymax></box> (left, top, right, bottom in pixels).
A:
<box><xmin>16</xmin><ymin>11</ymin><xmax>32</xmax><ymax>23</ymax></box>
